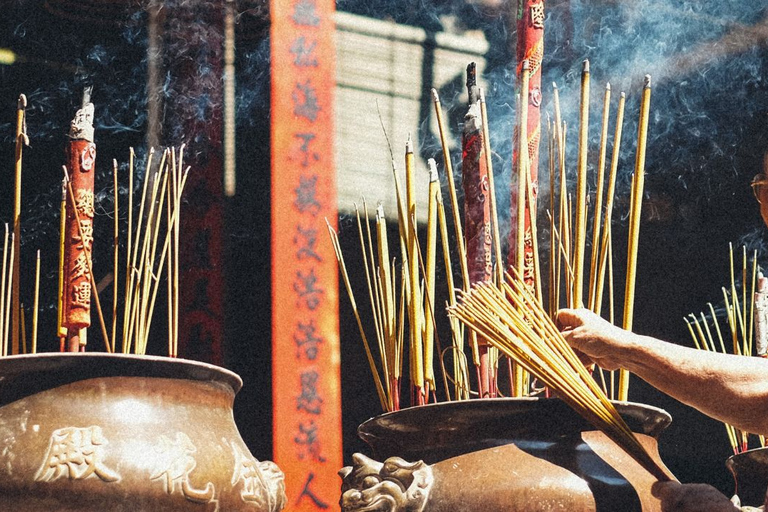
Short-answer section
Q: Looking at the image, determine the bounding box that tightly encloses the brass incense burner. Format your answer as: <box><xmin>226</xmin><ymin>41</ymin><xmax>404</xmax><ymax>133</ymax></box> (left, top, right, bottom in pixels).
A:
<box><xmin>341</xmin><ymin>398</ymin><xmax>674</xmax><ymax>512</ymax></box>
<box><xmin>0</xmin><ymin>353</ymin><xmax>285</xmax><ymax>511</ymax></box>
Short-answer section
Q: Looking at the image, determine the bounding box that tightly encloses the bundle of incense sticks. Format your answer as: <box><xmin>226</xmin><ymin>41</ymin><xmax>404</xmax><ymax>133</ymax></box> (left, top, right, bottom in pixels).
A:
<box><xmin>448</xmin><ymin>271</ymin><xmax>671</xmax><ymax>481</ymax></box>
<box><xmin>118</xmin><ymin>147</ymin><xmax>189</xmax><ymax>356</ymax></box>
<box><xmin>685</xmin><ymin>244</ymin><xmax>765</xmax><ymax>453</ymax></box>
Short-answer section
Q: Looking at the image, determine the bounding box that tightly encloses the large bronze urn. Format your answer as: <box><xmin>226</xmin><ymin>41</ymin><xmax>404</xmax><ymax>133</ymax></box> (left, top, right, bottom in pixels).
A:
<box><xmin>0</xmin><ymin>353</ymin><xmax>285</xmax><ymax>511</ymax></box>
<box><xmin>340</xmin><ymin>397</ymin><xmax>674</xmax><ymax>511</ymax></box>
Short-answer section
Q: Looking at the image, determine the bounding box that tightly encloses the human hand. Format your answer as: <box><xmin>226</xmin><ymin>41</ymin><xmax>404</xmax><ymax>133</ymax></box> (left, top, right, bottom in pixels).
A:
<box><xmin>556</xmin><ymin>308</ymin><xmax>631</xmax><ymax>371</ymax></box>
<box><xmin>651</xmin><ymin>481</ymin><xmax>740</xmax><ymax>512</ymax></box>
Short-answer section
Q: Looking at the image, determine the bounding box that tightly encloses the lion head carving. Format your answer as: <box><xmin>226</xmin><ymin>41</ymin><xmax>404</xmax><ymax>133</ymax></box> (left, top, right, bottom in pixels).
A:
<box><xmin>339</xmin><ymin>453</ymin><xmax>433</xmax><ymax>512</ymax></box>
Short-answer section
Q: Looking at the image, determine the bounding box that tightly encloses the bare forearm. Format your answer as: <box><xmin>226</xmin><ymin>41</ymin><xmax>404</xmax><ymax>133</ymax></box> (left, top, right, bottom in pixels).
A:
<box><xmin>621</xmin><ymin>332</ymin><xmax>768</xmax><ymax>434</ymax></box>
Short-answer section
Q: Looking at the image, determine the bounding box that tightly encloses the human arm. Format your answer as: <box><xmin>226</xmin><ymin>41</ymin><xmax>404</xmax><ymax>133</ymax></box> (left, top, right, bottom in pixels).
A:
<box><xmin>556</xmin><ymin>308</ymin><xmax>768</xmax><ymax>435</ymax></box>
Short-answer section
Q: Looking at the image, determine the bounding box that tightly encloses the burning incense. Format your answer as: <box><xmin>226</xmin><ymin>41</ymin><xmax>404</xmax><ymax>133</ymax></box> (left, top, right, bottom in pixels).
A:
<box><xmin>12</xmin><ymin>94</ymin><xmax>27</xmax><ymax>355</ymax></box>
<box><xmin>375</xmin><ymin>204</ymin><xmax>400</xmax><ymax>410</ymax></box>
<box><xmin>619</xmin><ymin>75</ymin><xmax>652</xmax><ymax>401</ymax></box>
<box><xmin>573</xmin><ymin>60</ymin><xmax>590</xmax><ymax>308</ymax></box>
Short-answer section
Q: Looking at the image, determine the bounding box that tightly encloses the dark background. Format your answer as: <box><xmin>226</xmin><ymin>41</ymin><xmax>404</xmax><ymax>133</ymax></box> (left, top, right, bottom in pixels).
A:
<box><xmin>1</xmin><ymin>0</ymin><xmax>767</xmax><ymax>498</ymax></box>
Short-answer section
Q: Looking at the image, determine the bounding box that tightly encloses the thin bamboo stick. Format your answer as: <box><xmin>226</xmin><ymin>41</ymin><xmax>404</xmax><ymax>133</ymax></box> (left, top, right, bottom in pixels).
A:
<box><xmin>436</xmin><ymin>183</ymin><xmax>468</xmax><ymax>400</ymax></box>
<box><xmin>31</xmin><ymin>249</ymin><xmax>40</xmax><ymax>354</ymax></box>
<box><xmin>57</xmin><ymin>177</ymin><xmax>67</xmax><ymax>349</ymax></box>
<box><xmin>423</xmin><ymin>160</ymin><xmax>439</xmax><ymax>392</ymax></box>
<box><xmin>142</xmin><ymin>168</ymin><xmax>190</xmax><ymax>357</ymax></box>
<box><xmin>123</xmin><ymin>148</ymin><xmax>151</xmax><ymax>353</ymax></box>
<box><xmin>12</xmin><ymin>94</ymin><xmax>27</xmax><ymax>356</ymax></box>
<box><xmin>20</xmin><ymin>303</ymin><xmax>26</xmax><ymax>354</ymax></box>
<box><xmin>513</xmin><ymin>62</ymin><xmax>531</xmax><ymax>398</ymax></box>
<box><xmin>173</xmin><ymin>146</ymin><xmax>183</xmax><ymax>357</ymax></box>
<box><xmin>0</xmin><ymin>225</ymin><xmax>8</xmax><ymax>356</ymax></box>
<box><xmin>404</xmin><ymin>136</ymin><xmax>425</xmax><ymax>403</ymax></box>
<box><xmin>709</xmin><ymin>302</ymin><xmax>727</xmax><ymax>354</ymax></box>
<box><xmin>112</xmin><ymin>159</ymin><xmax>120</xmax><ymax>353</ymax></box>
<box><xmin>594</xmin><ymin>92</ymin><xmax>626</xmax><ymax>316</ymax></box>
<box><xmin>573</xmin><ymin>60</ymin><xmax>590</xmax><ymax>309</ymax></box>
<box><xmin>588</xmin><ymin>83</ymin><xmax>611</xmax><ymax>311</ymax></box>
<box><xmin>4</xmin><ymin>234</ymin><xmax>14</xmax><ymax>357</ymax></box>
<box><xmin>479</xmin><ymin>88</ymin><xmax>503</xmax><ymax>286</ymax></box>
<box><xmin>516</xmin><ymin>62</ymin><xmax>530</xmax><ymax>277</ymax></box>
<box><xmin>748</xmin><ymin>250</ymin><xmax>757</xmax><ymax>356</ymax></box>
<box><xmin>619</xmin><ymin>75</ymin><xmax>653</xmax><ymax>401</ymax></box>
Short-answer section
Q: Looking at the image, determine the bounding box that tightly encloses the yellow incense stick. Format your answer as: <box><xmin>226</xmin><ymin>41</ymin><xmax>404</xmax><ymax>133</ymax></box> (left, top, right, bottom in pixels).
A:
<box><xmin>12</xmin><ymin>94</ymin><xmax>27</xmax><ymax>355</ymax></box>
<box><xmin>31</xmin><ymin>249</ymin><xmax>40</xmax><ymax>354</ymax></box>
<box><xmin>588</xmin><ymin>83</ymin><xmax>611</xmax><ymax>311</ymax></box>
<box><xmin>423</xmin><ymin>160</ymin><xmax>439</xmax><ymax>391</ymax></box>
<box><xmin>404</xmin><ymin>137</ymin><xmax>425</xmax><ymax>396</ymax></box>
<box><xmin>619</xmin><ymin>75</ymin><xmax>652</xmax><ymax>401</ymax></box>
<box><xmin>595</xmin><ymin>92</ymin><xmax>626</xmax><ymax>316</ymax></box>
<box><xmin>573</xmin><ymin>60</ymin><xmax>590</xmax><ymax>309</ymax></box>
<box><xmin>57</xmin><ymin>177</ymin><xmax>67</xmax><ymax>342</ymax></box>
<box><xmin>479</xmin><ymin>88</ymin><xmax>503</xmax><ymax>286</ymax></box>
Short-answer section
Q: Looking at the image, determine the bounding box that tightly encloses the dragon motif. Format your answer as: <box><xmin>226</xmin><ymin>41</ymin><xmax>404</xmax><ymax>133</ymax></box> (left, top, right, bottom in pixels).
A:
<box><xmin>339</xmin><ymin>454</ymin><xmax>433</xmax><ymax>512</ymax></box>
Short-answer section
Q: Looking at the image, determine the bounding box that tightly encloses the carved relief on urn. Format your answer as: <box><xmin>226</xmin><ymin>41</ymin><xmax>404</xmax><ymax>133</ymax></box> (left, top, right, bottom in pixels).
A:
<box><xmin>0</xmin><ymin>353</ymin><xmax>286</xmax><ymax>511</ymax></box>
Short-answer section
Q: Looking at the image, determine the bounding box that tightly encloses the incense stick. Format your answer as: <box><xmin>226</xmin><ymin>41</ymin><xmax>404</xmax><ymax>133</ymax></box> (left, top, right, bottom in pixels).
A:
<box><xmin>112</xmin><ymin>159</ymin><xmax>119</xmax><ymax>353</ymax></box>
<box><xmin>573</xmin><ymin>60</ymin><xmax>590</xmax><ymax>309</ymax></box>
<box><xmin>423</xmin><ymin>160</ymin><xmax>439</xmax><ymax>393</ymax></box>
<box><xmin>594</xmin><ymin>92</ymin><xmax>626</xmax><ymax>316</ymax></box>
<box><xmin>588</xmin><ymin>83</ymin><xmax>611</xmax><ymax>311</ymax></box>
<box><xmin>0</xmin><ymin>226</ymin><xmax>8</xmax><ymax>357</ymax></box>
<box><xmin>404</xmin><ymin>136</ymin><xmax>425</xmax><ymax>403</ymax></box>
<box><xmin>619</xmin><ymin>75</ymin><xmax>652</xmax><ymax>401</ymax></box>
<box><xmin>479</xmin><ymin>88</ymin><xmax>503</xmax><ymax>286</ymax></box>
<box><xmin>57</xmin><ymin>176</ymin><xmax>67</xmax><ymax>349</ymax></box>
<box><xmin>31</xmin><ymin>249</ymin><xmax>40</xmax><ymax>354</ymax></box>
<box><xmin>12</xmin><ymin>94</ymin><xmax>27</xmax><ymax>355</ymax></box>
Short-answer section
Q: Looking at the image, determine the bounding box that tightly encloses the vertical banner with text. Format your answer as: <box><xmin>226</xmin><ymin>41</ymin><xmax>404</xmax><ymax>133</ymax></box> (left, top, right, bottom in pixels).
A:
<box><xmin>271</xmin><ymin>0</ymin><xmax>341</xmax><ymax>510</ymax></box>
